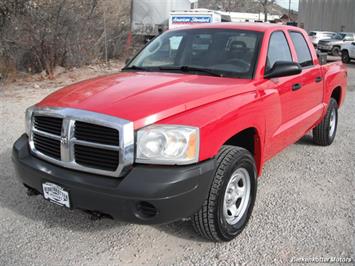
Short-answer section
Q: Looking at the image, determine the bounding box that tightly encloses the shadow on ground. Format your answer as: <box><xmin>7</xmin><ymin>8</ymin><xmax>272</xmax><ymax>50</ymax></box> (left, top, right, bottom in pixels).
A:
<box><xmin>0</xmin><ymin>148</ymin><xmax>207</xmax><ymax>241</ymax></box>
<box><xmin>295</xmin><ymin>134</ymin><xmax>314</xmax><ymax>146</ymax></box>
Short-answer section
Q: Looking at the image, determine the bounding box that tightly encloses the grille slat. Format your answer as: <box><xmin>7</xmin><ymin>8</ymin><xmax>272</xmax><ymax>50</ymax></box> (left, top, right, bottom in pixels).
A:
<box><xmin>34</xmin><ymin>116</ymin><xmax>63</xmax><ymax>135</ymax></box>
<box><xmin>73</xmin><ymin>153</ymin><xmax>118</xmax><ymax>164</ymax></box>
<box><xmin>33</xmin><ymin>133</ymin><xmax>61</xmax><ymax>159</ymax></box>
<box><xmin>75</xmin><ymin>144</ymin><xmax>119</xmax><ymax>171</ymax></box>
<box><xmin>74</xmin><ymin>131</ymin><xmax>119</xmax><ymax>141</ymax></box>
<box><xmin>75</xmin><ymin>121</ymin><xmax>119</xmax><ymax>146</ymax></box>
<box><xmin>33</xmin><ymin>142</ymin><xmax>60</xmax><ymax>153</ymax></box>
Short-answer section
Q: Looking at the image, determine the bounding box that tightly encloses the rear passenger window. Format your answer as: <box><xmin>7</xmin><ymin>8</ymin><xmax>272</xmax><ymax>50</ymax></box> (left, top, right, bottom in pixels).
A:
<box><xmin>266</xmin><ymin>31</ymin><xmax>292</xmax><ymax>72</ymax></box>
<box><xmin>289</xmin><ymin>31</ymin><xmax>313</xmax><ymax>67</ymax></box>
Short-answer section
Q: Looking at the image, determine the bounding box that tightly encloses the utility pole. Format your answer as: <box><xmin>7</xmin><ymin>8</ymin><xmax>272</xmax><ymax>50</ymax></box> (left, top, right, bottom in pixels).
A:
<box><xmin>104</xmin><ymin>8</ymin><xmax>109</xmax><ymax>67</ymax></box>
<box><xmin>288</xmin><ymin>0</ymin><xmax>291</xmax><ymax>21</ymax></box>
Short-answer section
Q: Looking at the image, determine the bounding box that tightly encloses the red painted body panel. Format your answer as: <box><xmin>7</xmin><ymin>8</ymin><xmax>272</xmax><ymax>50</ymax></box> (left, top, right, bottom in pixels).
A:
<box><xmin>36</xmin><ymin>23</ymin><xmax>347</xmax><ymax>176</ymax></box>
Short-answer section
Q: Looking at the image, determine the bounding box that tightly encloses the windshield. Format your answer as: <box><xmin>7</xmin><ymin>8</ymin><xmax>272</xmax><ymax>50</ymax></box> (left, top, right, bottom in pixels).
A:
<box><xmin>309</xmin><ymin>32</ymin><xmax>316</xmax><ymax>36</ymax></box>
<box><xmin>333</xmin><ymin>33</ymin><xmax>346</xmax><ymax>40</ymax></box>
<box><xmin>125</xmin><ymin>29</ymin><xmax>263</xmax><ymax>79</ymax></box>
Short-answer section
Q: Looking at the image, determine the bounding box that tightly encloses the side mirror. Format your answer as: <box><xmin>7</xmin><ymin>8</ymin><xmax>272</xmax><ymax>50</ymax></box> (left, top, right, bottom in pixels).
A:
<box><xmin>264</xmin><ymin>61</ymin><xmax>302</xmax><ymax>79</ymax></box>
<box><xmin>352</xmin><ymin>42</ymin><xmax>355</xmax><ymax>46</ymax></box>
<box><xmin>125</xmin><ymin>58</ymin><xmax>131</xmax><ymax>65</ymax></box>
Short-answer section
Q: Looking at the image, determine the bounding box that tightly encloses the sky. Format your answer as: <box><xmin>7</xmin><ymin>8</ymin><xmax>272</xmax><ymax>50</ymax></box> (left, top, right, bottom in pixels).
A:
<box><xmin>276</xmin><ymin>0</ymin><xmax>299</xmax><ymax>11</ymax></box>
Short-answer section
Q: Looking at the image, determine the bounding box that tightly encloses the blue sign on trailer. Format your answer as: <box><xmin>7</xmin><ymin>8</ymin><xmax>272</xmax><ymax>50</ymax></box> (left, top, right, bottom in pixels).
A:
<box><xmin>171</xmin><ymin>16</ymin><xmax>212</xmax><ymax>24</ymax></box>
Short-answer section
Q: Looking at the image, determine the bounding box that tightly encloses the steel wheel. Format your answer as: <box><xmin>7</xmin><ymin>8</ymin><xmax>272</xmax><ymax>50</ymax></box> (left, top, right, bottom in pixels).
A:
<box><xmin>223</xmin><ymin>167</ymin><xmax>251</xmax><ymax>225</ymax></box>
<box><xmin>192</xmin><ymin>146</ymin><xmax>257</xmax><ymax>241</ymax></box>
<box><xmin>329</xmin><ymin>108</ymin><xmax>337</xmax><ymax>138</ymax></box>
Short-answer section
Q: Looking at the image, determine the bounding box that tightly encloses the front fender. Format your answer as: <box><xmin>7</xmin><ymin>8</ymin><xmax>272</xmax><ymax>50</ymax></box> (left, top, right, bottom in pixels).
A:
<box><xmin>158</xmin><ymin>91</ymin><xmax>266</xmax><ymax>176</ymax></box>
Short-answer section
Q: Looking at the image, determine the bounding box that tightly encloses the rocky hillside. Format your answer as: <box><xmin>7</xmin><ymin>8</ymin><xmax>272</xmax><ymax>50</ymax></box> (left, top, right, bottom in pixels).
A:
<box><xmin>198</xmin><ymin>0</ymin><xmax>297</xmax><ymax>18</ymax></box>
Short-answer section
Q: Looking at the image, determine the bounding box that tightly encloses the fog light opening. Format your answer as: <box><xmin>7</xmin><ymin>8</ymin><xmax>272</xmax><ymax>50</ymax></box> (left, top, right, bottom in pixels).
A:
<box><xmin>136</xmin><ymin>201</ymin><xmax>158</xmax><ymax>219</ymax></box>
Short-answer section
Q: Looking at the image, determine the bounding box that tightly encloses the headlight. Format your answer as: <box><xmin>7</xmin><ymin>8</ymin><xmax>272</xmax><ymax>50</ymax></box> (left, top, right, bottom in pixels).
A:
<box><xmin>25</xmin><ymin>106</ymin><xmax>35</xmax><ymax>136</ymax></box>
<box><xmin>136</xmin><ymin>125</ymin><xmax>199</xmax><ymax>165</ymax></box>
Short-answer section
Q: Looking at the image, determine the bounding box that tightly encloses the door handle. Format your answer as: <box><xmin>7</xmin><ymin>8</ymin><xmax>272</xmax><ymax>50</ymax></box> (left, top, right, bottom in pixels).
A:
<box><xmin>315</xmin><ymin>76</ymin><xmax>322</xmax><ymax>83</ymax></box>
<box><xmin>292</xmin><ymin>83</ymin><xmax>302</xmax><ymax>91</ymax></box>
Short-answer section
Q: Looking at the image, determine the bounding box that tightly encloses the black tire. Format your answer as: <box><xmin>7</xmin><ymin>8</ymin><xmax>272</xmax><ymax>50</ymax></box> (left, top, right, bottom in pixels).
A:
<box><xmin>341</xmin><ymin>50</ymin><xmax>351</xmax><ymax>64</ymax></box>
<box><xmin>313</xmin><ymin>98</ymin><xmax>338</xmax><ymax>146</ymax></box>
<box><xmin>331</xmin><ymin>46</ymin><xmax>341</xmax><ymax>56</ymax></box>
<box><xmin>192</xmin><ymin>146</ymin><xmax>257</xmax><ymax>242</ymax></box>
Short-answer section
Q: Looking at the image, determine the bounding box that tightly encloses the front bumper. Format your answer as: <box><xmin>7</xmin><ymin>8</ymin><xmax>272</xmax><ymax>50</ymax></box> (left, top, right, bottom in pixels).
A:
<box><xmin>12</xmin><ymin>134</ymin><xmax>216</xmax><ymax>224</ymax></box>
<box><xmin>318</xmin><ymin>45</ymin><xmax>332</xmax><ymax>52</ymax></box>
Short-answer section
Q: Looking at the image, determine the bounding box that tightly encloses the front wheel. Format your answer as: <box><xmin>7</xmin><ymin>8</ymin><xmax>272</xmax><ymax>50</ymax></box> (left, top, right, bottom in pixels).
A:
<box><xmin>313</xmin><ymin>98</ymin><xmax>338</xmax><ymax>146</ymax></box>
<box><xmin>331</xmin><ymin>46</ymin><xmax>341</xmax><ymax>56</ymax></box>
<box><xmin>341</xmin><ymin>50</ymin><xmax>351</xmax><ymax>64</ymax></box>
<box><xmin>192</xmin><ymin>146</ymin><xmax>257</xmax><ymax>242</ymax></box>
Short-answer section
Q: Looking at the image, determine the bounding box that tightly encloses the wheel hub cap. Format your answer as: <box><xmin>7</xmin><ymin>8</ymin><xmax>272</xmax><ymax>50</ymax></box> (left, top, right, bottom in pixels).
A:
<box><xmin>329</xmin><ymin>108</ymin><xmax>337</xmax><ymax>138</ymax></box>
<box><xmin>223</xmin><ymin>168</ymin><xmax>251</xmax><ymax>225</ymax></box>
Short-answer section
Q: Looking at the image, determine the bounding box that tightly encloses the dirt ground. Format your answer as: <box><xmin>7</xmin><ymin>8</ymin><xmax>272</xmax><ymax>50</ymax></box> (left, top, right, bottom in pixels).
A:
<box><xmin>0</xmin><ymin>61</ymin><xmax>354</xmax><ymax>265</ymax></box>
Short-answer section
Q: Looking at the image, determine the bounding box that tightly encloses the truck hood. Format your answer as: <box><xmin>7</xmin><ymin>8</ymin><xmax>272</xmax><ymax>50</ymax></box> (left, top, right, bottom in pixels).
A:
<box><xmin>38</xmin><ymin>71</ymin><xmax>256</xmax><ymax>129</ymax></box>
<box><xmin>319</xmin><ymin>39</ymin><xmax>344</xmax><ymax>45</ymax></box>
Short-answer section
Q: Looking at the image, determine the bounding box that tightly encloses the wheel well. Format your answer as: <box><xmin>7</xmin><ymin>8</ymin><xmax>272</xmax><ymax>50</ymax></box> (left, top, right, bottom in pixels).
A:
<box><xmin>224</xmin><ymin>127</ymin><xmax>261</xmax><ymax>174</ymax></box>
<box><xmin>331</xmin><ymin>86</ymin><xmax>341</xmax><ymax>105</ymax></box>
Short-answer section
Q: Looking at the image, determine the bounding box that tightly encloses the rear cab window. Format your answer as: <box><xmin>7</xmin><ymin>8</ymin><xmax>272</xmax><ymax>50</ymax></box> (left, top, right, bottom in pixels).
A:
<box><xmin>289</xmin><ymin>31</ymin><xmax>314</xmax><ymax>67</ymax></box>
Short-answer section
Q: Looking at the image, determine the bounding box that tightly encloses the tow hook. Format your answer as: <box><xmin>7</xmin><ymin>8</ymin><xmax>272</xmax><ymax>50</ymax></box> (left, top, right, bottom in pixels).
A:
<box><xmin>86</xmin><ymin>211</ymin><xmax>112</xmax><ymax>221</ymax></box>
<box><xmin>26</xmin><ymin>187</ymin><xmax>40</xmax><ymax>196</ymax></box>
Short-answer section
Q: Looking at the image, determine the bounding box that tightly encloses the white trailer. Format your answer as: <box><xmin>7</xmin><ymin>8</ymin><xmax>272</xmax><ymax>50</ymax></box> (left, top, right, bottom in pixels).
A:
<box><xmin>169</xmin><ymin>9</ymin><xmax>231</xmax><ymax>29</ymax></box>
<box><xmin>131</xmin><ymin>0</ymin><xmax>198</xmax><ymax>36</ymax></box>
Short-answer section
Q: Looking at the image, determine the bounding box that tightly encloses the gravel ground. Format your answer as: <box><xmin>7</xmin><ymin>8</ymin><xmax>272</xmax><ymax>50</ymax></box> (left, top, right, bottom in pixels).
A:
<box><xmin>0</xmin><ymin>63</ymin><xmax>354</xmax><ymax>265</ymax></box>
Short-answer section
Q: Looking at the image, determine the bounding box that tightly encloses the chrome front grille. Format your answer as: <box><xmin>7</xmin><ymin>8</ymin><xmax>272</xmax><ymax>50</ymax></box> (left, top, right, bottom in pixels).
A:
<box><xmin>318</xmin><ymin>40</ymin><xmax>329</xmax><ymax>46</ymax></box>
<box><xmin>28</xmin><ymin>107</ymin><xmax>134</xmax><ymax>177</ymax></box>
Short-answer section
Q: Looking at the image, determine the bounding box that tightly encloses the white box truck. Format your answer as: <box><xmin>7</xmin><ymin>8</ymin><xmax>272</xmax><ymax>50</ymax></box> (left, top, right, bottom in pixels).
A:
<box><xmin>131</xmin><ymin>0</ymin><xmax>198</xmax><ymax>37</ymax></box>
<box><xmin>169</xmin><ymin>9</ymin><xmax>231</xmax><ymax>29</ymax></box>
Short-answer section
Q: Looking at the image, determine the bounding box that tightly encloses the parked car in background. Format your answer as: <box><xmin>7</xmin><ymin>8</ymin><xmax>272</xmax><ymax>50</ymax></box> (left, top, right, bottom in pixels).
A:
<box><xmin>308</xmin><ymin>31</ymin><xmax>335</xmax><ymax>47</ymax></box>
<box><xmin>341</xmin><ymin>42</ymin><xmax>355</xmax><ymax>63</ymax></box>
<box><xmin>318</xmin><ymin>32</ymin><xmax>355</xmax><ymax>56</ymax></box>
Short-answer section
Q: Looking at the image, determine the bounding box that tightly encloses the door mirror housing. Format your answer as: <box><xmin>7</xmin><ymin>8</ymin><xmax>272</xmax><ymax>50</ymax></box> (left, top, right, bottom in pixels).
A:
<box><xmin>264</xmin><ymin>61</ymin><xmax>302</xmax><ymax>79</ymax></box>
<box><xmin>351</xmin><ymin>42</ymin><xmax>355</xmax><ymax>46</ymax></box>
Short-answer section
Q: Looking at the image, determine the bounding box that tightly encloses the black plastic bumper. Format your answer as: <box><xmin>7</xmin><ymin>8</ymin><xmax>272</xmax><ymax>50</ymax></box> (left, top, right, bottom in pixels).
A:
<box><xmin>12</xmin><ymin>134</ymin><xmax>216</xmax><ymax>224</ymax></box>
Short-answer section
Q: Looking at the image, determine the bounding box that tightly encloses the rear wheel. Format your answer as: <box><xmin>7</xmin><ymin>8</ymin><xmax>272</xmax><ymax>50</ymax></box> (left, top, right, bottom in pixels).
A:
<box><xmin>313</xmin><ymin>98</ymin><xmax>338</xmax><ymax>146</ymax></box>
<box><xmin>192</xmin><ymin>146</ymin><xmax>257</xmax><ymax>242</ymax></box>
<box><xmin>341</xmin><ymin>50</ymin><xmax>351</xmax><ymax>63</ymax></box>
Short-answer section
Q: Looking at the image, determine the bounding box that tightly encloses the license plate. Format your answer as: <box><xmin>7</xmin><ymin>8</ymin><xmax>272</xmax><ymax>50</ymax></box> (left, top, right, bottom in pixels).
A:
<box><xmin>42</xmin><ymin>182</ymin><xmax>70</xmax><ymax>208</ymax></box>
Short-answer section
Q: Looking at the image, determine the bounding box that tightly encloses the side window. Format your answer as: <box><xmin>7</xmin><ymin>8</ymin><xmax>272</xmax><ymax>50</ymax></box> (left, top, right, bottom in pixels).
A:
<box><xmin>344</xmin><ymin>34</ymin><xmax>354</xmax><ymax>41</ymax></box>
<box><xmin>267</xmin><ymin>31</ymin><xmax>292</xmax><ymax>71</ymax></box>
<box><xmin>289</xmin><ymin>31</ymin><xmax>313</xmax><ymax>67</ymax></box>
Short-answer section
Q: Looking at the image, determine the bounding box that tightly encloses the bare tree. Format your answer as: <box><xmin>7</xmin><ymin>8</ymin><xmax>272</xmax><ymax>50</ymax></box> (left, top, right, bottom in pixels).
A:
<box><xmin>0</xmin><ymin>0</ymin><xmax>131</xmax><ymax>80</ymax></box>
<box><xmin>257</xmin><ymin>0</ymin><xmax>276</xmax><ymax>22</ymax></box>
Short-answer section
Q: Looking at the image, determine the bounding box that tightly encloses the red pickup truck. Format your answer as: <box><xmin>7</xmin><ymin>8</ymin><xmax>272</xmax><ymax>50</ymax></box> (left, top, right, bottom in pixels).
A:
<box><xmin>12</xmin><ymin>23</ymin><xmax>347</xmax><ymax>242</ymax></box>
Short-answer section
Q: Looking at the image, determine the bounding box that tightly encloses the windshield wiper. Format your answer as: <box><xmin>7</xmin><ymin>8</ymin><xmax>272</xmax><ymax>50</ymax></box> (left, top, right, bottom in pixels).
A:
<box><xmin>122</xmin><ymin>65</ymin><xmax>152</xmax><ymax>71</ymax></box>
<box><xmin>158</xmin><ymin>66</ymin><xmax>223</xmax><ymax>77</ymax></box>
